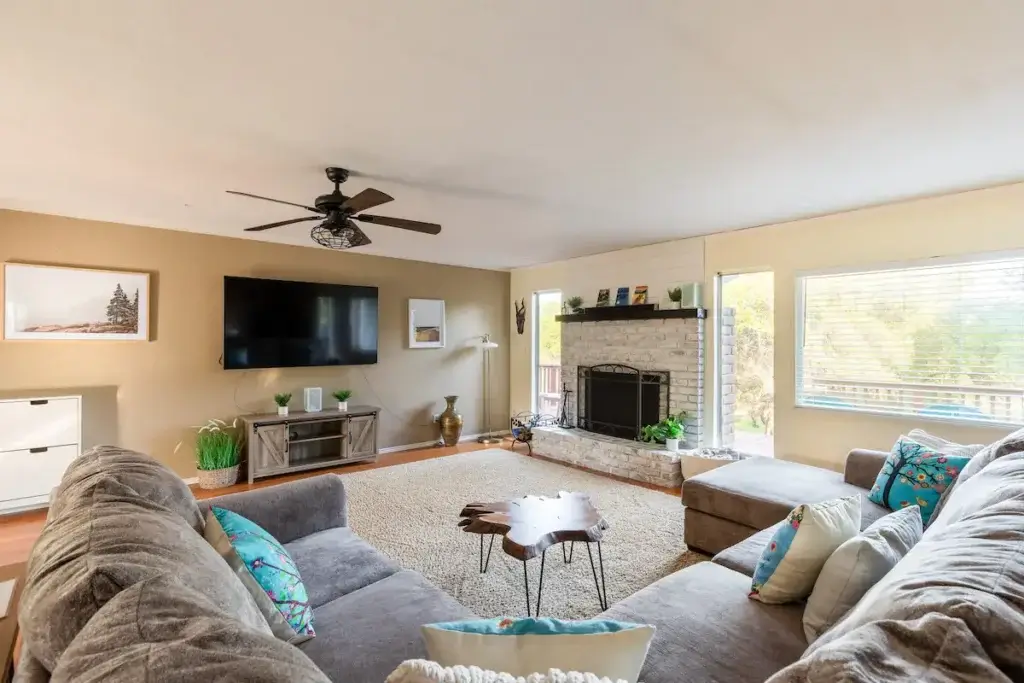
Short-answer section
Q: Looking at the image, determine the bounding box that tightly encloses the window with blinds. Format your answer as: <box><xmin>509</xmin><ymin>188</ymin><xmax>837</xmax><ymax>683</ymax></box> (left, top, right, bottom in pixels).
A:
<box><xmin>796</xmin><ymin>256</ymin><xmax>1024</xmax><ymax>426</ymax></box>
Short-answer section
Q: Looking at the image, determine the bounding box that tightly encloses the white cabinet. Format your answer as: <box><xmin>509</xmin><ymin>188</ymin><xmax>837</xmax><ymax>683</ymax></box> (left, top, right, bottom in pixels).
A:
<box><xmin>0</xmin><ymin>396</ymin><xmax>81</xmax><ymax>513</ymax></box>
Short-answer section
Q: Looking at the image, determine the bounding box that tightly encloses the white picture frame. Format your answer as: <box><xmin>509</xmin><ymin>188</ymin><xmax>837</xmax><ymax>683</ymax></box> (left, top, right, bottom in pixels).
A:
<box><xmin>2</xmin><ymin>263</ymin><xmax>151</xmax><ymax>341</ymax></box>
<box><xmin>409</xmin><ymin>298</ymin><xmax>445</xmax><ymax>349</ymax></box>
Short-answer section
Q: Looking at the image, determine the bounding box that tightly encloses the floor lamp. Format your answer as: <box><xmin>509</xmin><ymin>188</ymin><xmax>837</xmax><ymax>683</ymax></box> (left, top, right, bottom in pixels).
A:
<box><xmin>476</xmin><ymin>334</ymin><xmax>501</xmax><ymax>444</ymax></box>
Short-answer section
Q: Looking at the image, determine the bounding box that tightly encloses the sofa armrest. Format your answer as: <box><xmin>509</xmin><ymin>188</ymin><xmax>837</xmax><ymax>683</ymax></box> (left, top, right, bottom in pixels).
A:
<box><xmin>843</xmin><ymin>449</ymin><xmax>889</xmax><ymax>489</ymax></box>
<box><xmin>200</xmin><ymin>474</ymin><xmax>348</xmax><ymax>544</ymax></box>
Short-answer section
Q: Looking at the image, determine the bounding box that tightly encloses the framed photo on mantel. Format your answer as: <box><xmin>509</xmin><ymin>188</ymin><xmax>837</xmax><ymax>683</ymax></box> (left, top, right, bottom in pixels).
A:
<box><xmin>2</xmin><ymin>263</ymin><xmax>151</xmax><ymax>341</ymax></box>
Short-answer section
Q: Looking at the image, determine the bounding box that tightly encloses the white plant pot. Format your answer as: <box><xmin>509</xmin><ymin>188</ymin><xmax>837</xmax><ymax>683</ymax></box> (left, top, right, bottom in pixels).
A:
<box><xmin>337</xmin><ymin>401</ymin><xmax>348</xmax><ymax>411</ymax></box>
<box><xmin>665</xmin><ymin>438</ymin><xmax>681</xmax><ymax>452</ymax></box>
<box><xmin>277</xmin><ymin>406</ymin><xmax>288</xmax><ymax>416</ymax></box>
<box><xmin>669</xmin><ymin>301</ymin><xmax>682</xmax><ymax>309</ymax></box>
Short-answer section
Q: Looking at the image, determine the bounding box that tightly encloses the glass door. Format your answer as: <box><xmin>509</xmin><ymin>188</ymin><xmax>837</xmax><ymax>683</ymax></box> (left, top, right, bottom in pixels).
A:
<box><xmin>717</xmin><ymin>272</ymin><xmax>775</xmax><ymax>456</ymax></box>
<box><xmin>533</xmin><ymin>291</ymin><xmax>562</xmax><ymax>416</ymax></box>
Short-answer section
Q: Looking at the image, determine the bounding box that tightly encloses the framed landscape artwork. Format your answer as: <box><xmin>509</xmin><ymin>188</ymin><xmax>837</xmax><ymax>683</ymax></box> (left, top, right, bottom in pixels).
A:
<box><xmin>2</xmin><ymin>263</ymin><xmax>150</xmax><ymax>341</ymax></box>
<box><xmin>408</xmin><ymin>298</ymin><xmax>445</xmax><ymax>349</ymax></box>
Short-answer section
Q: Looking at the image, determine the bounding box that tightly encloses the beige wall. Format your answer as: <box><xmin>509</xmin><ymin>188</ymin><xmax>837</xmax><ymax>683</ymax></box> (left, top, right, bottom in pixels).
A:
<box><xmin>509</xmin><ymin>239</ymin><xmax>705</xmax><ymax>415</ymax></box>
<box><xmin>0</xmin><ymin>210</ymin><xmax>509</xmax><ymax>477</ymax></box>
<box><xmin>510</xmin><ymin>182</ymin><xmax>1024</xmax><ymax>471</ymax></box>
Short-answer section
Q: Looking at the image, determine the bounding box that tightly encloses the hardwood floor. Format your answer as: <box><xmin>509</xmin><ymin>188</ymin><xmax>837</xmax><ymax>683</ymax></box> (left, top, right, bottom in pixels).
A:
<box><xmin>0</xmin><ymin>439</ymin><xmax>680</xmax><ymax>565</ymax></box>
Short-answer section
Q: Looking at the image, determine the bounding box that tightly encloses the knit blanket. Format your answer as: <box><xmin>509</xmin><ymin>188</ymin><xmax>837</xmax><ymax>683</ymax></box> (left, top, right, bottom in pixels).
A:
<box><xmin>386</xmin><ymin>660</ymin><xmax>626</xmax><ymax>683</ymax></box>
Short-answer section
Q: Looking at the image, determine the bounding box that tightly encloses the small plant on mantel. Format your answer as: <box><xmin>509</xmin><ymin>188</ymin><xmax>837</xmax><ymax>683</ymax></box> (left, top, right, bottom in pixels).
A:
<box><xmin>174</xmin><ymin>419</ymin><xmax>242</xmax><ymax>490</ymax></box>
<box><xmin>332</xmin><ymin>389</ymin><xmax>353</xmax><ymax>411</ymax></box>
<box><xmin>566</xmin><ymin>296</ymin><xmax>585</xmax><ymax>314</ymax></box>
<box><xmin>274</xmin><ymin>392</ymin><xmax>292</xmax><ymax>416</ymax></box>
<box><xmin>667</xmin><ymin>287</ymin><xmax>683</xmax><ymax>310</ymax></box>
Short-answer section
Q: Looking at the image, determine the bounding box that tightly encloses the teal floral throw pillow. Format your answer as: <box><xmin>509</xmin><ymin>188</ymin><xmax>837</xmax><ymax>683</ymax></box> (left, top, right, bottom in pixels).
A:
<box><xmin>206</xmin><ymin>506</ymin><xmax>314</xmax><ymax>642</ymax></box>
<box><xmin>867</xmin><ymin>436</ymin><xmax>970</xmax><ymax>525</ymax></box>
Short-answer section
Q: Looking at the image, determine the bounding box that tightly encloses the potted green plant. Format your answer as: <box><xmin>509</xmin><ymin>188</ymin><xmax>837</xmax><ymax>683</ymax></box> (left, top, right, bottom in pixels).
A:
<box><xmin>667</xmin><ymin>286</ymin><xmax>683</xmax><ymax>310</ymax></box>
<box><xmin>333</xmin><ymin>389</ymin><xmax>352</xmax><ymax>411</ymax></box>
<box><xmin>176</xmin><ymin>418</ymin><xmax>243</xmax><ymax>490</ymax></box>
<box><xmin>566</xmin><ymin>296</ymin><xmax>585</xmax><ymax>314</ymax></box>
<box><xmin>274</xmin><ymin>392</ymin><xmax>292</xmax><ymax>416</ymax></box>
<box><xmin>639</xmin><ymin>414</ymin><xmax>686</xmax><ymax>451</ymax></box>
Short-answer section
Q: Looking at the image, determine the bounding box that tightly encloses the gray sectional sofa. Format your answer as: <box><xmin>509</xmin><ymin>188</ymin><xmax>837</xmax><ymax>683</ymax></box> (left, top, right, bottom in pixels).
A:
<box><xmin>16</xmin><ymin>431</ymin><xmax>1024</xmax><ymax>682</ymax></box>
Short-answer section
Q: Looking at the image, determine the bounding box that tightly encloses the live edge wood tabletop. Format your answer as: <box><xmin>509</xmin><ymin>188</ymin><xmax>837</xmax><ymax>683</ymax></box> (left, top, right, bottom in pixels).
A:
<box><xmin>0</xmin><ymin>562</ymin><xmax>25</xmax><ymax>683</ymax></box>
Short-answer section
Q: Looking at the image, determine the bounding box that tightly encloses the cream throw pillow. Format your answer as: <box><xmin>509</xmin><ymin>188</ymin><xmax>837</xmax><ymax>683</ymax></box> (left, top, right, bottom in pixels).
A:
<box><xmin>803</xmin><ymin>505</ymin><xmax>923</xmax><ymax>643</ymax></box>
<box><xmin>386</xmin><ymin>660</ymin><xmax>625</xmax><ymax>683</ymax></box>
<box><xmin>749</xmin><ymin>496</ymin><xmax>861</xmax><ymax>604</ymax></box>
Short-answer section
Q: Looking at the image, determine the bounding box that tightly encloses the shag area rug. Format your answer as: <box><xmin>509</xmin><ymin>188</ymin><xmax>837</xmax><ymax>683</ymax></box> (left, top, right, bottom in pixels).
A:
<box><xmin>342</xmin><ymin>449</ymin><xmax>705</xmax><ymax>618</ymax></box>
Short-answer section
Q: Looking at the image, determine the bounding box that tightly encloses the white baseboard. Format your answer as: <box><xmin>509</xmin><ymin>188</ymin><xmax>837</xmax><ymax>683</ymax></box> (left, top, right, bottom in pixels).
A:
<box><xmin>378</xmin><ymin>430</ymin><xmax>511</xmax><ymax>455</ymax></box>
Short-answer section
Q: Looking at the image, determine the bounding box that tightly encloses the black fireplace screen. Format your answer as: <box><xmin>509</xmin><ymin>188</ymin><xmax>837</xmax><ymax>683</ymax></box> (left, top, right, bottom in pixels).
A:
<box><xmin>577</xmin><ymin>364</ymin><xmax>670</xmax><ymax>440</ymax></box>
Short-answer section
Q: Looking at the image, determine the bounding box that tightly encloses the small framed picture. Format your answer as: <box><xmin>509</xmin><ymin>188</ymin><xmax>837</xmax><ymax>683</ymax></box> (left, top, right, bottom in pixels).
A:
<box><xmin>409</xmin><ymin>298</ymin><xmax>445</xmax><ymax>348</ymax></box>
<box><xmin>632</xmin><ymin>285</ymin><xmax>649</xmax><ymax>305</ymax></box>
<box><xmin>614</xmin><ymin>287</ymin><xmax>630</xmax><ymax>306</ymax></box>
<box><xmin>596</xmin><ymin>289</ymin><xmax>610</xmax><ymax>307</ymax></box>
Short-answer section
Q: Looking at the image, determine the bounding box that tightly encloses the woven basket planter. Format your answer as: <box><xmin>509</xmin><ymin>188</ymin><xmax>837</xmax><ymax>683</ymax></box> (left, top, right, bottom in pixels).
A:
<box><xmin>196</xmin><ymin>465</ymin><xmax>240</xmax><ymax>490</ymax></box>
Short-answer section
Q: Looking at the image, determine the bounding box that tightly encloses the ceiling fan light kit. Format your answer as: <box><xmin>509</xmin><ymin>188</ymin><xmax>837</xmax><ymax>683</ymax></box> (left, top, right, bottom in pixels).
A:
<box><xmin>227</xmin><ymin>167</ymin><xmax>442</xmax><ymax>250</ymax></box>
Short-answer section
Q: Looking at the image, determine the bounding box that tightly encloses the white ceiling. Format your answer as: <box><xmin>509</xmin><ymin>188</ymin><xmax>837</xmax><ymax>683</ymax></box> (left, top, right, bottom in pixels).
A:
<box><xmin>1</xmin><ymin>1</ymin><xmax>1023</xmax><ymax>271</ymax></box>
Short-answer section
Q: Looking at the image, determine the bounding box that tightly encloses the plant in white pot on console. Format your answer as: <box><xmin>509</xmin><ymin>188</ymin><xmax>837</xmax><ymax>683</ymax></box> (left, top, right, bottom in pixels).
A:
<box><xmin>333</xmin><ymin>389</ymin><xmax>352</xmax><ymax>411</ymax></box>
<box><xmin>274</xmin><ymin>393</ymin><xmax>292</xmax><ymax>416</ymax></box>
<box><xmin>176</xmin><ymin>418</ymin><xmax>243</xmax><ymax>490</ymax></box>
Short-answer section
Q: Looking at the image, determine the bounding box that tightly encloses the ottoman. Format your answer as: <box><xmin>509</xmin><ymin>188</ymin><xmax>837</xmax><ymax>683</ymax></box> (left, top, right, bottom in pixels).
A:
<box><xmin>681</xmin><ymin>456</ymin><xmax>889</xmax><ymax>555</ymax></box>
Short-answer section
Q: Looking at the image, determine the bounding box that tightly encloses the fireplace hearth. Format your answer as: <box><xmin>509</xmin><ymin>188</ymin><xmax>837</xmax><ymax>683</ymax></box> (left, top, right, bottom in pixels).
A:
<box><xmin>577</xmin><ymin>364</ymin><xmax>670</xmax><ymax>440</ymax></box>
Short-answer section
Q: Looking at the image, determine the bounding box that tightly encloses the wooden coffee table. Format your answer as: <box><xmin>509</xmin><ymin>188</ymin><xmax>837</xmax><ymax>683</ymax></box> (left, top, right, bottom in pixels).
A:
<box><xmin>458</xmin><ymin>492</ymin><xmax>610</xmax><ymax>616</ymax></box>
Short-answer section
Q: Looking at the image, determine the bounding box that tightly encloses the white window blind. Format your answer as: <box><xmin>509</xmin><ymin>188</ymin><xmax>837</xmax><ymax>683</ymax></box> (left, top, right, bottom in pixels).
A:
<box><xmin>797</xmin><ymin>256</ymin><xmax>1024</xmax><ymax>425</ymax></box>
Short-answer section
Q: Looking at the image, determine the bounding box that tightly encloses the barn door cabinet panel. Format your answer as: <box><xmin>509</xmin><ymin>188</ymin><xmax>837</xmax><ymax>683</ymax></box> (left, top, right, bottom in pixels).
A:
<box><xmin>242</xmin><ymin>406</ymin><xmax>380</xmax><ymax>484</ymax></box>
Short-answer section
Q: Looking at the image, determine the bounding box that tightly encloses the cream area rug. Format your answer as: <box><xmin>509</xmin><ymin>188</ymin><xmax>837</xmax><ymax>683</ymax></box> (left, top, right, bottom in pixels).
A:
<box><xmin>341</xmin><ymin>449</ymin><xmax>705</xmax><ymax>619</ymax></box>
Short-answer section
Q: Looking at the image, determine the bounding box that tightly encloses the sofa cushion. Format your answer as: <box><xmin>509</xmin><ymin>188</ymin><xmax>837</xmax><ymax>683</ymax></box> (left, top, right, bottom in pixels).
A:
<box><xmin>750</xmin><ymin>496</ymin><xmax>861</xmax><ymax>604</ymax></box>
<box><xmin>205</xmin><ymin>507</ymin><xmax>314</xmax><ymax>643</ymax></box>
<box><xmin>684</xmin><ymin>457</ymin><xmax>887</xmax><ymax>532</ymax></box>
<box><xmin>284</xmin><ymin>526</ymin><xmax>400</xmax><ymax>608</ymax></box>
<box><xmin>867</xmin><ymin>436</ymin><xmax>971</xmax><ymax>525</ymax></box>
<box><xmin>803</xmin><ymin>452</ymin><xmax>1024</xmax><ymax>677</ymax></box>
<box><xmin>713</xmin><ymin>523</ymin><xmax>781</xmax><ymax>577</ymax></box>
<box><xmin>51</xmin><ymin>445</ymin><xmax>202</xmax><ymax>531</ymax></box>
<box><xmin>803</xmin><ymin>505</ymin><xmax>923</xmax><ymax>643</ymax></box>
<box><xmin>20</xmin><ymin>479</ymin><xmax>269</xmax><ymax>671</ymax></box>
<box><xmin>49</xmin><ymin>575</ymin><xmax>330</xmax><ymax>683</ymax></box>
<box><xmin>299</xmin><ymin>570</ymin><xmax>474</xmax><ymax>683</ymax></box>
<box><xmin>601</xmin><ymin>562</ymin><xmax>807</xmax><ymax>683</ymax></box>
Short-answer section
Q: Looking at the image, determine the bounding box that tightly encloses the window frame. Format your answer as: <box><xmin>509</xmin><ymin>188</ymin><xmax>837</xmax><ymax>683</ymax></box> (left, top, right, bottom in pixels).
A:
<box><xmin>794</xmin><ymin>250</ymin><xmax>1024</xmax><ymax>429</ymax></box>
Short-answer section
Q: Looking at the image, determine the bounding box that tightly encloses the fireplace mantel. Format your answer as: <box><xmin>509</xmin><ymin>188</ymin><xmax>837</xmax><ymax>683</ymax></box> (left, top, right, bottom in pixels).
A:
<box><xmin>555</xmin><ymin>305</ymin><xmax>706</xmax><ymax>323</ymax></box>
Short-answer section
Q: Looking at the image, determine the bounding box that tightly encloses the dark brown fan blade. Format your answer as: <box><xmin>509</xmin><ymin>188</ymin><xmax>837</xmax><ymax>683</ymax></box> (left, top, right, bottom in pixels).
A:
<box><xmin>341</xmin><ymin>188</ymin><xmax>394</xmax><ymax>213</ymax></box>
<box><xmin>354</xmin><ymin>214</ymin><xmax>442</xmax><ymax>235</ymax></box>
<box><xmin>227</xmin><ymin>190</ymin><xmax>321</xmax><ymax>214</ymax></box>
<box><xmin>244</xmin><ymin>216</ymin><xmax>322</xmax><ymax>232</ymax></box>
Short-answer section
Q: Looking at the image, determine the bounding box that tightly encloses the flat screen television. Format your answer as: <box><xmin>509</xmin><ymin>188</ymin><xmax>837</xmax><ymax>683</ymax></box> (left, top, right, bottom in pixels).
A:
<box><xmin>223</xmin><ymin>276</ymin><xmax>378</xmax><ymax>370</ymax></box>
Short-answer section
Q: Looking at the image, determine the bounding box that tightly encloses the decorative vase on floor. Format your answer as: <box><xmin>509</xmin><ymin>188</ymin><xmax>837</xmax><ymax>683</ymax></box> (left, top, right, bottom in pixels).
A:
<box><xmin>439</xmin><ymin>395</ymin><xmax>464</xmax><ymax>447</ymax></box>
<box><xmin>197</xmin><ymin>465</ymin><xmax>239</xmax><ymax>490</ymax></box>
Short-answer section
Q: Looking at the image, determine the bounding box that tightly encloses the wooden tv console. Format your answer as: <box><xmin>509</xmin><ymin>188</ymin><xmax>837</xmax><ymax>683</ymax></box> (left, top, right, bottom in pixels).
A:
<box><xmin>241</xmin><ymin>405</ymin><xmax>380</xmax><ymax>484</ymax></box>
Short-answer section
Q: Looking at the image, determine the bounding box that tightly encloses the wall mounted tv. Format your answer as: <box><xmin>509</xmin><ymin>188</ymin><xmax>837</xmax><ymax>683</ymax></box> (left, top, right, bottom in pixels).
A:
<box><xmin>223</xmin><ymin>276</ymin><xmax>379</xmax><ymax>370</ymax></box>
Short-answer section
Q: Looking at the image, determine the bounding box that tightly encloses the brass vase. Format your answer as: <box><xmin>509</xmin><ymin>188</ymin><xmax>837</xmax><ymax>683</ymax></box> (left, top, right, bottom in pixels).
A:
<box><xmin>439</xmin><ymin>395</ymin><xmax>464</xmax><ymax>447</ymax></box>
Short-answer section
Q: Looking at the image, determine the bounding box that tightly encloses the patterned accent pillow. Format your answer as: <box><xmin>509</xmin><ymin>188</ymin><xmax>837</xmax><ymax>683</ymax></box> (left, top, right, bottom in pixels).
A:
<box><xmin>749</xmin><ymin>496</ymin><xmax>861</xmax><ymax>604</ymax></box>
<box><xmin>205</xmin><ymin>506</ymin><xmax>314</xmax><ymax>641</ymax></box>
<box><xmin>867</xmin><ymin>436</ymin><xmax>971</xmax><ymax>525</ymax></box>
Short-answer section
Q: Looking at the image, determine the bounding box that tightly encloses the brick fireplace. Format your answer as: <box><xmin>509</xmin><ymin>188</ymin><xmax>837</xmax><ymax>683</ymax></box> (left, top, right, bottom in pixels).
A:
<box><xmin>531</xmin><ymin>311</ymin><xmax>709</xmax><ymax>487</ymax></box>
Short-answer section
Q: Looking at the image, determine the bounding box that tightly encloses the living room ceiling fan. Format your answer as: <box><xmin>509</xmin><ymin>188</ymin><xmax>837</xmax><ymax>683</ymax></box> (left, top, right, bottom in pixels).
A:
<box><xmin>226</xmin><ymin>167</ymin><xmax>441</xmax><ymax>250</ymax></box>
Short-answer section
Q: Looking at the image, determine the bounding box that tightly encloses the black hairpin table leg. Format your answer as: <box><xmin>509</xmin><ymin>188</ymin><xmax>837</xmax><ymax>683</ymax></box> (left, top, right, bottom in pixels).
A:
<box><xmin>520</xmin><ymin>548</ymin><xmax>548</xmax><ymax>617</ymax></box>
<box><xmin>562</xmin><ymin>541</ymin><xmax>574</xmax><ymax>564</ymax></box>
<box><xmin>585</xmin><ymin>541</ymin><xmax>609</xmax><ymax>610</ymax></box>
<box><xmin>479</xmin><ymin>534</ymin><xmax>495</xmax><ymax>573</ymax></box>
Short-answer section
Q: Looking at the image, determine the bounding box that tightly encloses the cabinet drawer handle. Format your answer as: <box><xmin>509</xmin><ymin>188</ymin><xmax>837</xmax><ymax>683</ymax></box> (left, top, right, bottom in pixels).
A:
<box><xmin>30</xmin><ymin>447</ymin><xmax>49</xmax><ymax>454</ymax></box>
<box><xmin>30</xmin><ymin>399</ymin><xmax>49</xmax><ymax>406</ymax></box>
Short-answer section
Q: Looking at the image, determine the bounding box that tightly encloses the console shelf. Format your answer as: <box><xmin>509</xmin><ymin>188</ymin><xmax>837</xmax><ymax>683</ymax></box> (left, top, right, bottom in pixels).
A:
<box><xmin>241</xmin><ymin>406</ymin><xmax>380</xmax><ymax>484</ymax></box>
